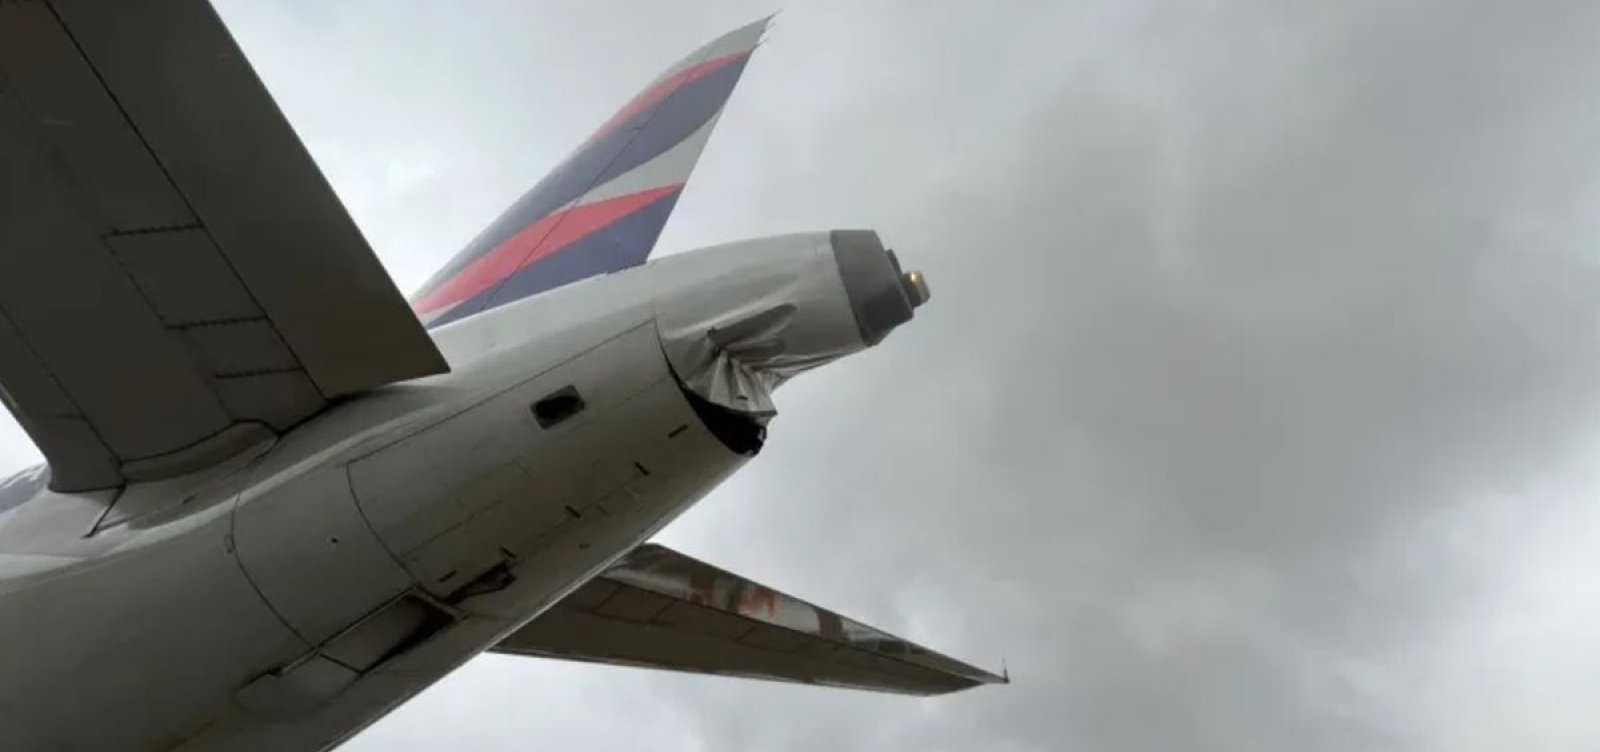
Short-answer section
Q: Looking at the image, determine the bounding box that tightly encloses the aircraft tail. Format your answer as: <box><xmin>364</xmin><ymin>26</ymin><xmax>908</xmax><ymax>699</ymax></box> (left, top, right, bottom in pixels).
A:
<box><xmin>410</xmin><ymin>19</ymin><xmax>769</xmax><ymax>328</ymax></box>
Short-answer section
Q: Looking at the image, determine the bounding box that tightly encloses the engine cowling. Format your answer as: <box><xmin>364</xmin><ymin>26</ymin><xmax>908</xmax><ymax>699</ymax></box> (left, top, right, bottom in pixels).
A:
<box><xmin>651</xmin><ymin>229</ymin><xmax>928</xmax><ymax>419</ymax></box>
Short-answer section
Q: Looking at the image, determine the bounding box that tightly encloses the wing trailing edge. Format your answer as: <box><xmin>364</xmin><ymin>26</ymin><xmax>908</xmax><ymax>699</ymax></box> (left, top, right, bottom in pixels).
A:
<box><xmin>0</xmin><ymin>0</ymin><xmax>447</xmax><ymax>491</ymax></box>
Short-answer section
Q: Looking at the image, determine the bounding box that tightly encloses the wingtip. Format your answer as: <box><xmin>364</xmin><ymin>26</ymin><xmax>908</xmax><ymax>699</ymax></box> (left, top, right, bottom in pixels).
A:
<box><xmin>953</xmin><ymin>656</ymin><xmax>1010</xmax><ymax>689</ymax></box>
<box><xmin>968</xmin><ymin>655</ymin><xmax>1009</xmax><ymax>687</ymax></box>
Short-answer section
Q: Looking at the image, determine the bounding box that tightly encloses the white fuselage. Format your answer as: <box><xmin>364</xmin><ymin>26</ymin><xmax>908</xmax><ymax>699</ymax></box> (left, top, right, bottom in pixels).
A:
<box><xmin>0</xmin><ymin>232</ymin><xmax>885</xmax><ymax>752</ymax></box>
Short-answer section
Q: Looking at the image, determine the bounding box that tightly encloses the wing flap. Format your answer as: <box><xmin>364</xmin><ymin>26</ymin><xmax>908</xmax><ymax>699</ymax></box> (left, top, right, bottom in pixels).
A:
<box><xmin>39</xmin><ymin>0</ymin><xmax>447</xmax><ymax>396</ymax></box>
<box><xmin>0</xmin><ymin>0</ymin><xmax>447</xmax><ymax>490</ymax></box>
<box><xmin>492</xmin><ymin>544</ymin><xmax>1006</xmax><ymax>696</ymax></box>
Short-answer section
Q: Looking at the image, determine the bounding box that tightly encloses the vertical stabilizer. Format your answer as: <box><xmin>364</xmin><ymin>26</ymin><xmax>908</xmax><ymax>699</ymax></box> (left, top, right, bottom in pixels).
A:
<box><xmin>412</xmin><ymin>19</ymin><xmax>769</xmax><ymax>328</ymax></box>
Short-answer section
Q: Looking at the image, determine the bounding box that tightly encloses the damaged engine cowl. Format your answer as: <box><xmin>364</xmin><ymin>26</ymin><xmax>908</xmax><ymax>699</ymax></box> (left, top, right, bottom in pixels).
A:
<box><xmin>651</xmin><ymin>230</ymin><xmax>928</xmax><ymax>422</ymax></box>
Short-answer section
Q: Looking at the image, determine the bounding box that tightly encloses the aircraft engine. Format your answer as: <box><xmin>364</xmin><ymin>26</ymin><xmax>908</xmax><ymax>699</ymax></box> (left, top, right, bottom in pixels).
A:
<box><xmin>651</xmin><ymin>229</ymin><xmax>928</xmax><ymax>450</ymax></box>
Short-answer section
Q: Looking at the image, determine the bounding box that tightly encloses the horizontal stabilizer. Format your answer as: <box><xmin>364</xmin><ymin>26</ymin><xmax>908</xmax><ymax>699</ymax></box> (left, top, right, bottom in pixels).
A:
<box><xmin>492</xmin><ymin>544</ymin><xmax>1006</xmax><ymax>696</ymax></box>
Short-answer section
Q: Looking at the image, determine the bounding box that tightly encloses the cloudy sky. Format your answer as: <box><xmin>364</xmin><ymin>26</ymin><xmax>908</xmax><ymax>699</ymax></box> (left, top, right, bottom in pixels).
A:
<box><xmin>10</xmin><ymin>0</ymin><xmax>1600</xmax><ymax>749</ymax></box>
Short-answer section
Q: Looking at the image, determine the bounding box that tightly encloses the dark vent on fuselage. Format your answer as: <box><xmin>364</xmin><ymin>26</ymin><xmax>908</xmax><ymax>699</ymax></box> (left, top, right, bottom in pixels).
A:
<box><xmin>532</xmin><ymin>386</ymin><xmax>586</xmax><ymax>428</ymax></box>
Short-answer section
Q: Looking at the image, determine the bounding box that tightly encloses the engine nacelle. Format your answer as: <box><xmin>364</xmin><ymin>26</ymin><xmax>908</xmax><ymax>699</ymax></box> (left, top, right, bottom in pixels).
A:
<box><xmin>650</xmin><ymin>230</ymin><xmax>929</xmax><ymax>418</ymax></box>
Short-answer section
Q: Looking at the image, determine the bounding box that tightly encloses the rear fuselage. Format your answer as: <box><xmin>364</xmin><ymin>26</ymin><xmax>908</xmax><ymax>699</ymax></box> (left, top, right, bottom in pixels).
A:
<box><xmin>0</xmin><ymin>231</ymin><xmax>910</xmax><ymax>752</ymax></box>
<box><xmin>0</xmin><ymin>256</ymin><xmax>733</xmax><ymax>751</ymax></box>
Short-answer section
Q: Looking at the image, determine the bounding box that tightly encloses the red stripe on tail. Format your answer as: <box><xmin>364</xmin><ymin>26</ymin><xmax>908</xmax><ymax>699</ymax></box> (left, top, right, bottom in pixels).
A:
<box><xmin>413</xmin><ymin>184</ymin><xmax>681</xmax><ymax>316</ymax></box>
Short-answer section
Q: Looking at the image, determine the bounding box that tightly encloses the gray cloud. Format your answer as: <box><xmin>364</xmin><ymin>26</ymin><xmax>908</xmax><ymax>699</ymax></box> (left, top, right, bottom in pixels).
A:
<box><xmin>132</xmin><ymin>0</ymin><xmax>1600</xmax><ymax>749</ymax></box>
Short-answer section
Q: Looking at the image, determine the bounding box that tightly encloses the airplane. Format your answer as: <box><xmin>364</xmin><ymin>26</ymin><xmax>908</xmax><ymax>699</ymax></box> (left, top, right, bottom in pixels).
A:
<box><xmin>0</xmin><ymin>3</ymin><xmax>1004</xmax><ymax>750</ymax></box>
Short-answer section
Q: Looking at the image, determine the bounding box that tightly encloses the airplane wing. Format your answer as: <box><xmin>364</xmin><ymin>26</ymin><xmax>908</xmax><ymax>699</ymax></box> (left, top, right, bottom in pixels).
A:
<box><xmin>491</xmin><ymin>544</ymin><xmax>1008</xmax><ymax>696</ymax></box>
<box><xmin>0</xmin><ymin>0</ymin><xmax>448</xmax><ymax>491</ymax></box>
<box><xmin>410</xmin><ymin>19</ymin><xmax>769</xmax><ymax>329</ymax></box>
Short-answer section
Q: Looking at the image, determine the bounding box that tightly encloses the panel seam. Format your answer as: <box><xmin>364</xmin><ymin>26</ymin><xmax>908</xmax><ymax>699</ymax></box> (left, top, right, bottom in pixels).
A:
<box><xmin>40</xmin><ymin>1</ymin><xmax>321</xmax><ymax>396</ymax></box>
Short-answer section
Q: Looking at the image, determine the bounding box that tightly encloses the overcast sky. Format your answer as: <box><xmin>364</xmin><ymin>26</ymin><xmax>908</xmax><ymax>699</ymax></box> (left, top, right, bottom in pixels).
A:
<box><xmin>11</xmin><ymin>1</ymin><xmax>1600</xmax><ymax>749</ymax></box>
